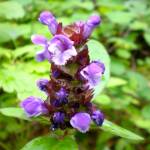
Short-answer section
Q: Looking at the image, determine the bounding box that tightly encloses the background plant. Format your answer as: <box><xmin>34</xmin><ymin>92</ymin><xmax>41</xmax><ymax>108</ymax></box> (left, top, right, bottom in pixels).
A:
<box><xmin>0</xmin><ymin>0</ymin><xmax>150</xmax><ymax>150</ymax></box>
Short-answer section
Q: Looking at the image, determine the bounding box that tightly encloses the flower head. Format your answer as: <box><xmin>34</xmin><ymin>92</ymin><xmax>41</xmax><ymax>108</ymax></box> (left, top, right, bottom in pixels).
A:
<box><xmin>70</xmin><ymin>112</ymin><xmax>91</xmax><ymax>133</ymax></box>
<box><xmin>20</xmin><ymin>97</ymin><xmax>48</xmax><ymax>117</ymax></box>
<box><xmin>22</xmin><ymin>11</ymin><xmax>105</xmax><ymax>133</ymax></box>
<box><xmin>80</xmin><ymin>61</ymin><xmax>105</xmax><ymax>89</ymax></box>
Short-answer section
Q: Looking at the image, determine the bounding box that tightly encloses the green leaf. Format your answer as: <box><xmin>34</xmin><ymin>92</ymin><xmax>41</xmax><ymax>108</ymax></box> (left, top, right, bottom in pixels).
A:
<box><xmin>94</xmin><ymin>94</ymin><xmax>111</xmax><ymax>105</ymax></box>
<box><xmin>142</xmin><ymin>105</ymin><xmax>150</xmax><ymax>119</ymax></box>
<box><xmin>0</xmin><ymin>66</ymin><xmax>46</xmax><ymax>100</ymax></box>
<box><xmin>0</xmin><ymin>1</ymin><xmax>25</xmax><ymax>19</ymax></box>
<box><xmin>0</xmin><ymin>107</ymin><xmax>28</xmax><ymax>120</ymax></box>
<box><xmin>107</xmin><ymin>77</ymin><xmax>127</xmax><ymax>87</ymax></box>
<box><xmin>21</xmin><ymin>135</ymin><xmax>78</xmax><ymax>150</ymax></box>
<box><xmin>106</xmin><ymin>11</ymin><xmax>136</xmax><ymax>25</ymax></box>
<box><xmin>144</xmin><ymin>30</ymin><xmax>150</xmax><ymax>46</ymax></box>
<box><xmin>101</xmin><ymin>120</ymin><xmax>144</xmax><ymax>141</ymax></box>
<box><xmin>0</xmin><ymin>23</ymin><xmax>30</xmax><ymax>43</ymax></box>
<box><xmin>87</xmin><ymin>40</ymin><xmax>110</xmax><ymax>98</ymax></box>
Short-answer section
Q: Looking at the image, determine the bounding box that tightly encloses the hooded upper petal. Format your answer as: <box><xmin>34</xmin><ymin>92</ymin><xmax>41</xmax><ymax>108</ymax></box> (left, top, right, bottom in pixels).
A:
<box><xmin>83</xmin><ymin>15</ymin><xmax>101</xmax><ymax>39</ymax></box>
<box><xmin>38</xmin><ymin>11</ymin><xmax>58</xmax><ymax>35</ymax></box>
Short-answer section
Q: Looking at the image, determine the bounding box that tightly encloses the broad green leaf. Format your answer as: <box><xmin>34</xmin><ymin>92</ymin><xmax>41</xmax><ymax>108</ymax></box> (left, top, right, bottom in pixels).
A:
<box><xmin>94</xmin><ymin>94</ymin><xmax>111</xmax><ymax>105</ymax></box>
<box><xmin>116</xmin><ymin>49</ymin><xmax>131</xmax><ymax>59</ymax></box>
<box><xmin>21</xmin><ymin>135</ymin><xmax>78</xmax><ymax>150</ymax></box>
<box><xmin>101</xmin><ymin>120</ymin><xmax>144</xmax><ymax>141</ymax></box>
<box><xmin>107</xmin><ymin>77</ymin><xmax>127</xmax><ymax>87</ymax></box>
<box><xmin>0</xmin><ymin>23</ymin><xmax>30</xmax><ymax>43</ymax></box>
<box><xmin>144</xmin><ymin>30</ymin><xmax>150</xmax><ymax>46</ymax></box>
<box><xmin>0</xmin><ymin>66</ymin><xmax>46</xmax><ymax>100</ymax></box>
<box><xmin>0</xmin><ymin>107</ymin><xmax>49</xmax><ymax>124</ymax></box>
<box><xmin>106</xmin><ymin>11</ymin><xmax>136</xmax><ymax>25</ymax></box>
<box><xmin>142</xmin><ymin>105</ymin><xmax>150</xmax><ymax>119</ymax></box>
<box><xmin>0</xmin><ymin>107</ymin><xmax>28</xmax><ymax>120</ymax></box>
<box><xmin>0</xmin><ymin>1</ymin><xmax>25</xmax><ymax>19</ymax></box>
<box><xmin>87</xmin><ymin>40</ymin><xmax>110</xmax><ymax>98</ymax></box>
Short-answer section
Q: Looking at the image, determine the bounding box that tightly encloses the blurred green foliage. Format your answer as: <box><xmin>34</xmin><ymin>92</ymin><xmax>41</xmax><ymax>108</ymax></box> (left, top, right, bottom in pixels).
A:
<box><xmin>0</xmin><ymin>0</ymin><xmax>150</xmax><ymax>149</ymax></box>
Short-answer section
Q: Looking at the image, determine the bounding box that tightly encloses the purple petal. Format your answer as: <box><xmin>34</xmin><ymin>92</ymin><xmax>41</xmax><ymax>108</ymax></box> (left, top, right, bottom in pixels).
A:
<box><xmin>38</xmin><ymin>11</ymin><xmax>58</xmax><ymax>35</ymax></box>
<box><xmin>70</xmin><ymin>112</ymin><xmax>91</xmax><ymax>133</ymax></box>
<box><xmin>53</xmin><ymin>112</ymin><xmax>65</xmax><ymax>124</ymax></box>
<box><xmin>83</xmin><ymin>15</ymin><xmax>101</xmax><ymax>39</ymax></box>
<box><xmin>36</xmin><ymin>50</ymin><xmax>46</xmax><ymax>62</ymax></box>
<box><xmin>48</xmin><ymin>34</ymin><xmax>77</xmax><ymax>65</ymax></box>
<box><xmin>91</xmin><ymin>110</ymin><xmax>104</xmax><ymax>126</ymax></box>
<box><xmin>80</xmin><ymin>61</ymin><xmax>105</xmax><ymax>89</ymax></box>
<box><xmin>31</xmin><ymin>34</ymin><xmax>47</xmax><ymax>46</ymax></box>
<box><xmin>20</xmin><ymin>96</ymin><xmax>48</xmax><ymax>117</ymax></box>
<box><xmin>38</xmin><ymin>11</ymin><xmax>53</xmax><ymax>25</ymax></box>
<box><xmin>51</xmin><ymin>46</ymin><xmax>77</xmax><ymax>65</ymax></box>
<box><xmin>87</xmin><ymin>15</ymin><xmax>101</xmax><ymax>27</ymax></box>
<box><xmin>56</xmin><ymin>88</ymin><xmax>68</xmax><ymax>99</ymax></box>
<box><xmin>36</xmin><ymin>78</ymin><xmax>49</xmax><ymax>92</ymax></box>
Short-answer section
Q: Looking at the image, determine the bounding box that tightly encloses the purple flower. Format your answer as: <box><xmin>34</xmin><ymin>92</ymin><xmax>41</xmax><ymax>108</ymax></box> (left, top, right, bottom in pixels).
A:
<box><xmin>48</xmin><ymin>34</ymin><xmax>77</xmax><ymax>65</ymax></box>
<box><xmin>80</xmin><ymin>61</ymin><xmax>105</xmax><ymax>89</ymax></box>
<box><xmin>55</xmin><ymin>88</ymin><xmax>68</xmax><ymax>105</ymax></box>
<box><xmin>70</xmin><ymin>112</ymin><xmax>91</xmax><ymax>133</ymax></box>
<box><xmin>37</xmin><ymin>79</ymin><xmax>49</xmax><ymax>93</ymax></box>
<box><xmin>56</xmin><ymin>88</ymin><xmax>68</xmax><ymax>99</ymax></box>
<box><xmin>83</xmin><ymin>15</ymin><xmax>101</xmax><ymax>39</ymax></box>
<box><xmin>53</xmin><ymin>112</ymin><xmax>65</xmax><ymax>124</ymax></box>
<box><xmin>38</xmin><ymin>11</ymin><xmax>58</xmax><ymax>35</ymax></box>
<box><xmin>31</xmin><ymin>34</ymin><xmax>51</xmax><ymax>62</ymax></box>
<box><xmin>20</xmin><ymin>96</ymin><xmax>48</xmax><ymax>117</ymax></box>
<box><xmin>91</xmin><ymin>110</ymin><xmax>104</xmax><ymax>126</ymax></box>
<box><xmin>31</xmin><ymin>34</ymin><xmax>77</xmax><ymax>65</ymax></box>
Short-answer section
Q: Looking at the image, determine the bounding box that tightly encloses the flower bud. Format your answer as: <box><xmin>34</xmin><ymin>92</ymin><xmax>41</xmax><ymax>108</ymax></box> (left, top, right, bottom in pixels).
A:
<box><xmin>37</xmin><ymin>79</ymin><xmax>49</xmax><ymax>92</ymax></box>
<box><xmin>20</xmin><ymin>97</ymin><xmax>48</xmax><ymax>117</ymax></box>
<box><xmin>53</xmin><ymin>112</ymin><xmax>65</xmax><ymax>124</ymax></box>
<box><xmin>70</xmin><ymin>112</ymin><xmax>91</xmax><ymax>133</ymax></box>
<box><xmin>91</xmin><ymin>110</ymin><xmax>104</xmax><ymax>126</ymax></box>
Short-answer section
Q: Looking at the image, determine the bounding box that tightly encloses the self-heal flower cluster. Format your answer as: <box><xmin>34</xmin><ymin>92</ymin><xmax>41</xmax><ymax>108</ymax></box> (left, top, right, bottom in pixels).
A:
<box><xmin>21</xmin><ymin>11</ymin><xmax>105</xmax><ymax>133</ymax></box>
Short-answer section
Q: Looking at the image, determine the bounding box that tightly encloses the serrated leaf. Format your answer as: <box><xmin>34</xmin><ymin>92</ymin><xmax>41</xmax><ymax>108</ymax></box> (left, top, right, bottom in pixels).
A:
<box><xmin>0</xmin><ymin>1</ymin><xmax>25</xmax><ymax>19</ymax></box>
<box><xmin>21</xmin><ymin>135</ymin><xmax>78</xmax><ymax>150</ymax></box>
<box><xmin>87</xmin><ymin>40</ymin><xmax>110</xmax><ymax>98</ymax></box>
<box><xmin>0</xmin><ymin>66</ymin><xmax>46</xmax><ymax>100</ymax></box>
<box><xmin>101</xmin><ymin>120</ymin><xmax>144</xmax><ymax>141</ymax></box>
